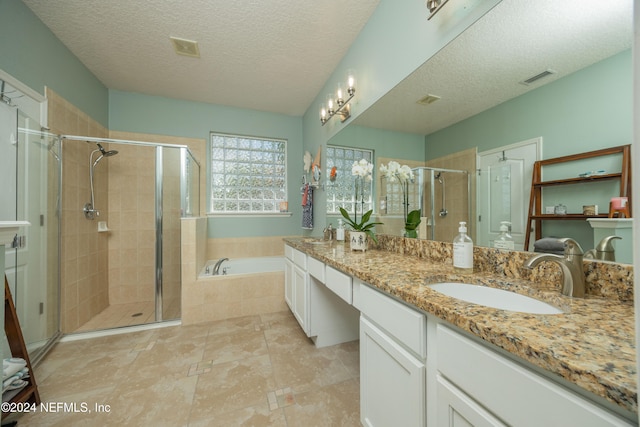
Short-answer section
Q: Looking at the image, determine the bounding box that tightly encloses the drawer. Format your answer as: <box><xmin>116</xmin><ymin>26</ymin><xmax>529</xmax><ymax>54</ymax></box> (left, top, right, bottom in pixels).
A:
<box><xmin>325</xmin><ymin>266</ymin><xmax>352</xmax><ymax>304</ymax></box>
<box><xmin>284</xmin><ymin>244</ymin><xmax>294</xmax><ymax>260</ymax></box>
<box><xmin>293</xmin><ymin>248</ymin><xmax>307</xmax><ymax>269</ymax></box>
<box><xmin>359</xmin><ymin>284</ymin><xmax>426</xmax><ymax>359</ymax></box>
<box><xmin>307</xmin><ymin>256</ymin><xmax>325</xmax><ymax>283</ymax></box>
<box><xmin>437</xmin><ymin>324</ymin><xmax>633</xmax><ymax>427</ymax></box>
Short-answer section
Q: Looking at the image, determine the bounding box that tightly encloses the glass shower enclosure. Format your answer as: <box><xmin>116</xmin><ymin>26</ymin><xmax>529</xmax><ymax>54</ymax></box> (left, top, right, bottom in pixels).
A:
<box><xmin>1</xmin><ymin>104</ymin><xmax>62</xmax><ymax>364</ymax></box>
<box><xmin>380</xmin><ymin>167</ymin><xmax>471</xmax><ymax>241</ymax></box>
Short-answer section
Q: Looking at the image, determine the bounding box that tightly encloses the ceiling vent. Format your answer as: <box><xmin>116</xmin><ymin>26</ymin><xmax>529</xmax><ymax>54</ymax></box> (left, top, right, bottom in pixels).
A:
<box><xmin>520</xmin><ymin>69</ymin><xmax>556</xmax><ymax>86</ymax></box>
<box><xmin>416</xmin><ymin>94</ymin><xmax>441</xmax><ymax>105</ymax></box>
<box><xmin>170</xmin><ymin>36</ymin><xmax>200</xmax><ymax>58</ymax></box>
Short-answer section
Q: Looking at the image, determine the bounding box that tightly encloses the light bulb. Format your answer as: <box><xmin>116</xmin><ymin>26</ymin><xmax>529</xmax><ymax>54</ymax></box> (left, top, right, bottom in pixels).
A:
<box><xmin>347</xmin><ymin>69</ymin><xmax>356</xmax><ymax>96</ymax></box>
<box><xmin>319</xmin><ymin>104</ymin><xmax>327</xmax><ymax>123</ymax></box>
<box><xmin>326</xmin><ymin>94</ymin><xmax>335</xmax><ymax>115</ymax></box>
<box><xmin>336</xmin><ymin>83</ymin><xmax>345</xmax><ymax>106</ymax></box>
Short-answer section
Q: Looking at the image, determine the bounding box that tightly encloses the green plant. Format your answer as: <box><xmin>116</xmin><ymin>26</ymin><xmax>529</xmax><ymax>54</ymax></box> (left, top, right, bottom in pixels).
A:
<box><xmin>339</xmin><ymin>207</ymin><xmax>382</xmax><ymax>244</ymax></box>
<box><xmin>404</xmin><ymin>209</ymin><xmax>422</xmax><ymax>238</ymax></box>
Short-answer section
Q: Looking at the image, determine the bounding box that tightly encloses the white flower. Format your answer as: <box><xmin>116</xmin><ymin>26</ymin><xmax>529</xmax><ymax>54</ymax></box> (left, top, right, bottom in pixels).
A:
<box><xmin>352</xmin><ymin>158</ymin><xmax>373</xmax><ymax>181</ymax></box>
<box><xmin>380</xmin><ymin>161</ymin><xmax>413</xmax><ymax>183</ymax></box>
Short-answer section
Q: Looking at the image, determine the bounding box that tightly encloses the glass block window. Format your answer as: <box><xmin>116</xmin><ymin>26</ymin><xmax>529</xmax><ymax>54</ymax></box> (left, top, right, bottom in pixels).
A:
<box><xmin>326</xmin><ymin>145</ymin><xmax>374</xmax><ymax>215</ymax></box>
<box><xmin>210</xmin><ymin>133</ymin><xmax>287</xmax><ymax>213</ymax></box>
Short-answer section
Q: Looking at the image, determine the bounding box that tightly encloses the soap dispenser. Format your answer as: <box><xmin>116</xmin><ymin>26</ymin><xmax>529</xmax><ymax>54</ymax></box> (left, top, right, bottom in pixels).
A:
<box><xmin>493</xmin><ymin>221</ymin><xmax>514</xmax><ymax>250</ymax></box>
<box><xmin>336</xmin><ymin>219</ymin><xmax>345</xmax><ymax>242</ymax></box>
<box><xmin>453</xmin><ymin>221</ymin><xmax>473</xmax><ymax>273</ymax></box>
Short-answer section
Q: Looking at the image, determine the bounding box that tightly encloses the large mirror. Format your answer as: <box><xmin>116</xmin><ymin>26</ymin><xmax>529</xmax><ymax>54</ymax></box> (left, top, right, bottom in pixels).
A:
<box><xmin>327</xmin><ymin>0</ymin><xmax>633</xmax><ymax>263</ymax></box>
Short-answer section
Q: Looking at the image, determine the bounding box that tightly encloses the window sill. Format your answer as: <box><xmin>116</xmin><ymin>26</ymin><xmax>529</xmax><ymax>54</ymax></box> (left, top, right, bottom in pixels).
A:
<box><xmin>207</xmin><ymin>212</ymin><xmax>293</xmax><ymax>218</ymax></box>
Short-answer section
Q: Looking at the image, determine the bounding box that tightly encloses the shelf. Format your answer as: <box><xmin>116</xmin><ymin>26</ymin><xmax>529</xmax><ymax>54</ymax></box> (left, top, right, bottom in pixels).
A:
<box><xmin>3</xmin><ymin>276</ymin><xmax>40</xmax><ymax>418</ymax></box>
<box><xmin>532</xmin><ymin>173</ymin><xmax>622</xmax><ymax>187</ymax></box>
<box><xmin>529</xmin><ymin>214</ymin><xmax>610</xmax><ymax>220</ymax></box>
<box><xmin>524</xmin><ymin>144</ymin><xmax>631</xmax><ymax>250</ymax></box>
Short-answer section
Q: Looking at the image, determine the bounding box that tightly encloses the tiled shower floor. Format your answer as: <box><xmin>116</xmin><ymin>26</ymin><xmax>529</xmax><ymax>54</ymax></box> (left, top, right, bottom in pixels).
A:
<box><xmin>17</xmin><ymin>311</ymin><xmax>360</xmax><ymax>426</ymax></box>
<box><xmin>74</xmin><ymin>298</ymin><xmax>182</xmax><ymax>332</ymax></box>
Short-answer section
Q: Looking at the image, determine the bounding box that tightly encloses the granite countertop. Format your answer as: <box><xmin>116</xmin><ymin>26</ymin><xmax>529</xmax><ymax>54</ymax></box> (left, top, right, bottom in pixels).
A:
<box><xmin>284</xmin><ymin>237</ymin><xmax>637</xmax><ymax>416</ymax></box>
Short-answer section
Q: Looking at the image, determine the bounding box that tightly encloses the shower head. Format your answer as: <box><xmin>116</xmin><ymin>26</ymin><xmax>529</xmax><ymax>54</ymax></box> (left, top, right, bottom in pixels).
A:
<box><xmin>91</xmin><ymin>144</ymin><xmax>119</xmax><ymax>168</ymax></box>
<box><xmin>97</xmin><ymin>143</ymin><xmax>118</xmax><ymax>157</ymax></box>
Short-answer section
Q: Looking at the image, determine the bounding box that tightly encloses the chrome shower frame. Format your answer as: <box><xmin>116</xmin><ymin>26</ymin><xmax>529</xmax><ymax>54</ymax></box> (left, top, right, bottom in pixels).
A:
<box><xmin>62</xmin><ymin>135</ymin><xmax>200</xmax><ymax>324</ymax></box>
<box><xmin>412</xmin><ymin>167</ymin><xmax>471</xmax><ymax>241</ymax></box>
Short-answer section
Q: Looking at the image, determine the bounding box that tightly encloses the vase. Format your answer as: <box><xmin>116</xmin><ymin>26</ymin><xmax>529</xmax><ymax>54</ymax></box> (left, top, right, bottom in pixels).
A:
<box><xmin>404</xmin><ymin>229</ymin><xmax>418</xmax><ymax>238</ymax></box>
<box><xmin>349</xmin><ymin>231</ymin><xmax>368</xmax><ymax>251</ymax></box>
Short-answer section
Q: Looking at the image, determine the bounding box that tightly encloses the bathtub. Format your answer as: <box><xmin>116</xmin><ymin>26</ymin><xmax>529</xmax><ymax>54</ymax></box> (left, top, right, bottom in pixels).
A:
<box><xmin>200</xmin><ymin>256</ymin><xmax>285</xmax><ymax>277</ymax></box>
<box><xmin>193</xmin><ymin>256</ymin><xmax>287</xmax><ymax>323</ymax></box>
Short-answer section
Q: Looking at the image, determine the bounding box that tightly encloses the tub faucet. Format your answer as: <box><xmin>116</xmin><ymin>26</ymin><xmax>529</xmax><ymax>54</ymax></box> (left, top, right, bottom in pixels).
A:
<box><xmin>213</xmin><ymin>258</ymin><xmax>229</xmax><ymax>275</ymax></box>
<box><xmin>523</xmin><ymin>237</ymin><xmax>585</xmax><ymax>298</ymax></box>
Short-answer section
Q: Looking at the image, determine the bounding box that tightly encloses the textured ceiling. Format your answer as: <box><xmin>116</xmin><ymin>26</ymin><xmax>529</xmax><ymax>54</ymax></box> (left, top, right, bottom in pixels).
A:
<box><xmin>22</xmin><ymin>0</ymin><xmax>380</xmax><ymax>116</ymax></box>
<box><xmin>353</xmin><ymin>0</ymin><xmax>633</xmax><ymax>135</ymax></box>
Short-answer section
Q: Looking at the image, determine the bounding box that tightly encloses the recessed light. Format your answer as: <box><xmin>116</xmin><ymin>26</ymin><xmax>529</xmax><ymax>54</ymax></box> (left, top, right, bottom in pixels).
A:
<box><xmin>170</xmin><ymin>36</ymin><xmax>200</xmax><ymax>58</ymax></box>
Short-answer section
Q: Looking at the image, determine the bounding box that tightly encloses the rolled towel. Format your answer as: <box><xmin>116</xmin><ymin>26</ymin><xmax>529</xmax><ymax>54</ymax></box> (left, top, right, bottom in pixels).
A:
<box><xmin>533</xmin><ymin>237</ymin><xmax>565</xmax><ymax>255</ymax></box>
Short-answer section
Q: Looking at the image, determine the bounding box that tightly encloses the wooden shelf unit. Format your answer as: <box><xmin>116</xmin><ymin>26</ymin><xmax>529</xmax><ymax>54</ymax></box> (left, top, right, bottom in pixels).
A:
<box><xmin>524</xmin><ymin>145</ymin><xmax>631</xmax><ymax>250</ymax></box>
<box><xmin>3</xmin><ymin>275</ymin><xmax>40</xmax><ymax>418</ymax></box>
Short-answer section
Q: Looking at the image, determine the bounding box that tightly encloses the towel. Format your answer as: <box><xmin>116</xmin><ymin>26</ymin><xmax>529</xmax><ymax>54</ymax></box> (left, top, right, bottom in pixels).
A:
<box><xmin>533</xmin><ymin>237</ymin><xmax>565</xmax><ymax>255</ymax></box>
<box><xmin>3</xmin><ymin>358</ymin><xmax>26</xmax><ymax>380</ymax></box>
<box><xmin>302</xmin><ymin>184</ymin><xmax>313</xmax><ymax>229</ymax></box>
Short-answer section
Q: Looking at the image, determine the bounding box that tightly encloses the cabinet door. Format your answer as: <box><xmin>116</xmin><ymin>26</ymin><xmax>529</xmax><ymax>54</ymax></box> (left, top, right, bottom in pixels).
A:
<box><xmin>284</xmin><ymin>258</ymin><xmax>293</xmax><ymax>309</ymax></box>
<box><xmin>292</xmin><ymin>264</ymin><xmax>308</xmax><ymax>335</ymax></box>
<box><xmin>360</xmin><ymin>316</ymin><xmax>425</xmax><ymax>427</ymax></box>
<box><xmin>437</xmin><ymin>375</ymin><xmax>507</xmax><ymax>427</ymax></box>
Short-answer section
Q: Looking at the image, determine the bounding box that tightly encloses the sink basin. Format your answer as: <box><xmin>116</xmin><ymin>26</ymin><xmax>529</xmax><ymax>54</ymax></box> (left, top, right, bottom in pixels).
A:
<box><xmin>302</xmin><ymin>238</ymin><xmax>331</xmax><ymax>245</ymax></box>
<box><xmin>429</xmin><ymin>282</ymin><xmax>563</xmax><ymax>314</ymax></box>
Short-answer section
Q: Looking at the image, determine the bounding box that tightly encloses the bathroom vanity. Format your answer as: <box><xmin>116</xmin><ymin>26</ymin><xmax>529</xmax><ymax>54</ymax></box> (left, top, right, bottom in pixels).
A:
<box><xmin>284</xmin><ymin>237</ymin><xmax>637</xmax><ymax>426</ymax></box>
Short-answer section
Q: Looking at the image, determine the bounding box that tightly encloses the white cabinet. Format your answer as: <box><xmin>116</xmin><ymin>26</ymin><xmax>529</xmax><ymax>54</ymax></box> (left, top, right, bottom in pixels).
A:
<box><xmin>360</xmin><ymin>316</ymin><xmax>425</xmax><ymax>427</ymax></box>
<box><xmin>284</xmin><ymin>257</ymin><xmax>293</xmax><ymax>308</ymax></box>
<box><xmin>284</xmin><ymin>245</ymin><xmax>357</xmax><ymax>345</ymax></box>
<box><xmin>292</xmin><ymin>263</ymin><xmax>308</xmax><ymax>334</ymax></box>
<box><xmin>435</xmin><ymin>323</ymin><xmax>634</xmax><ymax>427</ymax></box>
<box><xmin>285</xmin><ymin>244</ymin><xmax>309</xmax><ymax>335</ymax></box>
<box><xmin>359</xmin><ymin>283</ymin><xmax>427</xmax><ymax>427</ymax></box>
<box><xmin>437</xmin><ymin>375</ymin><xmax>506</xmax><ymax>427</ymax></box>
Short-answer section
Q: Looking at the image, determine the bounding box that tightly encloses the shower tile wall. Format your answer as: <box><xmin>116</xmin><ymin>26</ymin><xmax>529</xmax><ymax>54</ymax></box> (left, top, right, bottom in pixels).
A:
<box><xmin>426</xmin><ymin>147</ymin><xmax>476</xmax><ymax>242</ymax></box>
<box><xmin>105</xmin><ymin>144</ymin><xmax>156</xmax><ymax>305</ymax></box>
<box><xmin>47</xmin><ymin>89</ymin><xmax>110</xmax><ymax>333</ymax></box>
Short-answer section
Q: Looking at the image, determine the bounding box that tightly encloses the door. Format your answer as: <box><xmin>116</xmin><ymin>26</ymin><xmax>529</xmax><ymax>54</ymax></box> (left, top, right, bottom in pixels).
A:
<box><xmin>360</xmin><ymin>316</ymin><xmax>425</xmax><ymax>427</ymax></box>
<box><xmin>284</xmin><ymin>257</ymin><xmax>293</xmax><ymax>309</ymax></box>
<box><xmin>477</xmin><ymin>138</ymin><xmax>540</xmax><ymax>250</ymax></box>
<box><xmin>1</xmin><ymin>97</ymin><xmax>61</xmax><ymax>359</ymax></box>
<box><xmin>437</xmin><ymin>375</ymin><xmax>507</xmax><ymax>427</ymax></box>
<box><xmin>292</xmin><ymin>264</ymin><xmax>308</xmax><ymax>334</ymax></box>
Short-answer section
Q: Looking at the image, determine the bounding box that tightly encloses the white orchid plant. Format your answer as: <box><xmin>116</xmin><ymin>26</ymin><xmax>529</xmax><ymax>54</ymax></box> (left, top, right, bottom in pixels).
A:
<box><xmin>380</xmin><ymin>161</ymin><xmax>421</xmax><ymax>238</ymax></box>
<box><xmin>339</xmin><ymin>158</ymin><xmax>382</xmax><ymax>243</ymax></box>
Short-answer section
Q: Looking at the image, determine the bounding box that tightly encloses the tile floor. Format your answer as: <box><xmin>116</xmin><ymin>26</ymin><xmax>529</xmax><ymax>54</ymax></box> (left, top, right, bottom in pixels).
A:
<box><xmin>14</xmin><ymin>310</ymin><xmax>360</xmax><ymax>426</ymax></box>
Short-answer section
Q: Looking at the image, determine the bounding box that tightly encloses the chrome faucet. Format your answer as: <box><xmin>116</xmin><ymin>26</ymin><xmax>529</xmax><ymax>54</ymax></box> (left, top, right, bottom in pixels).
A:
<box><xmin>524</xmin><ymin>237</ymin><xmax>585</xmax><ymax>298</ymax></box>
<box><xmin>212</xmin><ymin>258</ymin><xmax>229</xmax><ymax>275</ymax></box>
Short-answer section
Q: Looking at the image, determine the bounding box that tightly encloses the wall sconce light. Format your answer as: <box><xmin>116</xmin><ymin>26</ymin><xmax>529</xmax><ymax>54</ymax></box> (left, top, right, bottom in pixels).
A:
<box><xmin>427</xmin><ymin>0</ymin><xmax>449</xmax><ymax>19</ymax></box>
<box><xmin>320</xmin><ymin>69</ymin><xmax>356</xmax><ymax>125</ymax></box>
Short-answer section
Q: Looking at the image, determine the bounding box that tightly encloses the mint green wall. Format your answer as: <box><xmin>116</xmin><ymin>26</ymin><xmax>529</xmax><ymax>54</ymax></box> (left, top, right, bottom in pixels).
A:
<box><xmin>301</xmin><ymin>0</ymin><xmax>502</xmax><ymax>236</ymax></box>
<box><xmin>424</xmin><ymin>50</ymin><xmax>632</xmax><ymax>248</ymax></box>
<box><xmin>425</xmin><ymin>50</ymin><xmax>632</xmax><ymax>160</ymax></box>
<box><xmin>109</xmin><ymin>90</ymin><xmax>303</xmax><ymax>238</ymax></box>
<box><xmin>0</xmin><ymin>1</ymin><xmax>109</xmax><ymax>126</ymax></box>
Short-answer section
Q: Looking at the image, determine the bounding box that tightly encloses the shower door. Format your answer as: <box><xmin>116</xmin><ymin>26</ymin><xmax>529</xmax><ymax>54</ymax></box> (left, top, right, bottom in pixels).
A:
<box><xmin>1</xmin><ymin>104</ymin><xmax>61</xmax><ymax>361</ymax></box>
<box><xmin>477</xmin><ymin>140</ymin><xmax>539</xmax><ymax>250</ymax></box>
